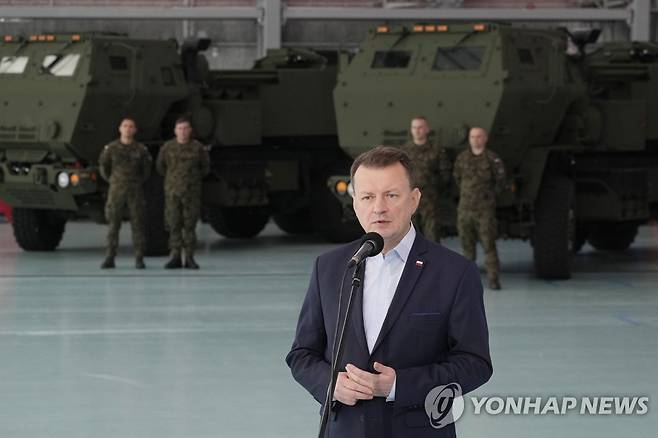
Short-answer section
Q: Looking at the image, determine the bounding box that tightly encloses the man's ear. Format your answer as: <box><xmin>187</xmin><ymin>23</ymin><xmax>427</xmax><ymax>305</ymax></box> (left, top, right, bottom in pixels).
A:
<box><xmin>411</xmin><ymin>187</ymin><xmax>421</xmax><ymax>213</ymax></box>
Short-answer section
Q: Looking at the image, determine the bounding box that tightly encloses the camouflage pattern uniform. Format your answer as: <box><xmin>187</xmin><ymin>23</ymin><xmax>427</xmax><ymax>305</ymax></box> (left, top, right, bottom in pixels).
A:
<box><xmin>156</xmin><ymin>139</ymin><xmax>210</xmax><ymax>258</ymax></box>
<box><xmin>99</xmin><ymin>140</ymin><xmax>152</xmax><ymax>259</ymax></box>
<box><xmin>404</xmin><ymin>141</ymin><xmax>452</xmax><ymax>242</ymax></box>
<box><xmin>453</xmin><ymin>149</ymin><xmax>506</xmax><ymax>284</ymax></box>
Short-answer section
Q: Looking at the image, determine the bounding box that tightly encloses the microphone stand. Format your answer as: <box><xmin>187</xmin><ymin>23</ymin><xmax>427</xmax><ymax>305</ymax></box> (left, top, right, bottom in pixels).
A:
<box><xmin>318</xmin><ymin>261</ymin><xmax>366</xmax><ymax>438</ymax></box>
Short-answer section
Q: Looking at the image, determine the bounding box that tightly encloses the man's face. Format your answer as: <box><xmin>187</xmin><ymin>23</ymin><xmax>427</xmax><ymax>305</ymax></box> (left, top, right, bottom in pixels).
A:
<box><xmin>352</xmin><ymin>163</ymin><xmax>420</xmax><ymax>251</ymax></box>
<box><xmin>410</xmin><ymin>118</ymin><xmax>430</xmax><ymax>144</ymax></box>
<box><xmin>175</xmin><ymin>122</ymin><xmax>192</xmax><ymax>144</ymax></box>
<box><xmin>118</xmin><ymin>119</ymin><xmax>137</xmax><ymax>140</ymax></box>
<box><xmin>469</xmin><ymin>128</ymin><xmax>488</xmax><ymax>152</ymax></box>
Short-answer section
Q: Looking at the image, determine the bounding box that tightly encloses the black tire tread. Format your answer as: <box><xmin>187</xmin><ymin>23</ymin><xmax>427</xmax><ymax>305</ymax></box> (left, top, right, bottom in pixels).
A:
<box><xmin>12</xmin><ymin>208</ymin><xmax>66</xmax><ymax>251</ymax></box>
<box><xmin>533</xmin><ymin>175</ymin><xmax>575</xmax><ymax>279</ymax></box>
<box><xmin>143</xmin><ymin>174</ymin><xmax>169</xmax><ymax>256</ymax></box>
<box><xmin>208</xmin><ymin>206</ymin><xmax>269</xmax><ymax>239</ymax></box>
<box><xmin>273</xmin><ymin>208</ymin><xmax>315</xmax><ymax>235</ymax></box>
<box><xmin>588</xmin><ymin>223</ymin><xmax>638</xmax><ymax>251</ymax></box>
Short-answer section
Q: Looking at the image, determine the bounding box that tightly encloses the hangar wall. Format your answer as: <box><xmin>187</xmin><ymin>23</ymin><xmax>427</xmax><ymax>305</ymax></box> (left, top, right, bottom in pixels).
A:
<box><xmin>0</xmin><ymin>0</ymin><xmax>648</xmax><ymax>68</ymax></box>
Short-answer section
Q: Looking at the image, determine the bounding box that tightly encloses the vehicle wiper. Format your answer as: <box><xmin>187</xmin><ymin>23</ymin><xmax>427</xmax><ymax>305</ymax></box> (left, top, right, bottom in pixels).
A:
<box><xmin>390</xmin><ymin>28</ymin><xmax>411</xmax><ymax>49</ymax></box>
<box><xmin>441</xmin><ymin>52</ymin><xmax>467</xmax><ymax>70</ymax></box>
<box><xmin>40</xmin><ymin>42</ymin><xmax>73</xmax><ymax>75</ymax></box>
<box><xmin>454</xmin><ymin>30</ymin><xmax>477</xmax><ymax>47</ymax></box>
<box><xmin>41</xmin><ymin>54</ymin><xmax>63</xmax><ymax>74</ymax></box>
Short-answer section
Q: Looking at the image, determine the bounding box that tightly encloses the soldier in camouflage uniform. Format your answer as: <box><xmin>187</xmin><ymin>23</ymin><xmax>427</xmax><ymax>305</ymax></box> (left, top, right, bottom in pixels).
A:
<box><xmin>99</xmin><ymin>117</ymin><xmax>152</xmax><ymax>269</ymax></box>
<box><xmin>404</xmin><ymin>116</ymin><xmax>451</xmax><ymax>242</ymax></box>
<box><xmin>156</xmin><ymin>117</ymin><xmax>210</xmax><ymax>269</ymax></box>
<box><xmin>453</xmin><ymin>127</ymin><xmax>507</xmax><ymax>290</ymax></box>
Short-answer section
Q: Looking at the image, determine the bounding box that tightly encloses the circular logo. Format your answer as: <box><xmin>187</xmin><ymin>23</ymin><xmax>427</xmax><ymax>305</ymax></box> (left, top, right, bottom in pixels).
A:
<box><xmin>424</xmin><ymin>383</ymin><xmax>464</xmax><ymax>429</ymax></box>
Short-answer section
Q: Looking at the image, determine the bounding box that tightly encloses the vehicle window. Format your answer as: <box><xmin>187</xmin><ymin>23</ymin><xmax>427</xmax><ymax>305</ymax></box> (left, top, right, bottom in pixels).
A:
<box><xmin>109</xmin><ymin>56</ymin><xmax>128</xmax><ymax>71</ymax></box>
<box><xmin>161</xmin><ymin>67</ymin><xmax>175</xmax><ymax>86</ymax></box>
<box><xmin>42</xmin><ymin>54</ymin><xmax>80</xmax><ymax>76</ymax></box>
<box><xmin>432</xmin><ymin>47</ymin><xmax>485</xmax><ymax>71</ymax></box>
<box><xmin>371</xmin><ymin>51</ymin><xmax>411</xmax><ymax>69</ymax></box>
<box><xmin>0</xmin><ymin>56</ymin><xmax>29</xmax><ymax>74</ymax></box>
<box><xmin>517</xmin><ymin>48</ymin><xmax>535</xmax><ymax>65</ymax></box>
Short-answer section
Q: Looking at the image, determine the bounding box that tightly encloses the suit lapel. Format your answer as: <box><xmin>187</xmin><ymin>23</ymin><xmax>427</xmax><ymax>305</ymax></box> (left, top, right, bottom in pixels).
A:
<box><xmin>370</xmin><ymin>234</ymin><xmax>429</xmax><ymax>356</ymax></box>
<box><xmin>350</xmin><ymin>264</ymin><xmax>370</xmax><ymax>357</ymax></box>
<box><xmin>337</xmin><ymin>243</ymin><xmax>369</xmax><ymax>358</ymax></box>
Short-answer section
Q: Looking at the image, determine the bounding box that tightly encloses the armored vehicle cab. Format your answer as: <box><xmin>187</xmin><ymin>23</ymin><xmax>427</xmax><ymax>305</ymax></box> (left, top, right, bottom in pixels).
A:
<box><xmin>0</xmin><ymin>32</ymin><xmax>187</xmax><ymax>251</ymax></box>
<box><xmin>0</xmin><ymin>33</ymin><xmax>359</xmax><ymax>252</ymax></box>
<box><xmin>331</xmin><ymin>23</ymin><xmax>658</xmax><ymax>279</ymax></box>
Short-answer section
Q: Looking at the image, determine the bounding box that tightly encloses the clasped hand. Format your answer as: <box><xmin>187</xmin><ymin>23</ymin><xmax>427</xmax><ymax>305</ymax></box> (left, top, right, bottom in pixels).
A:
<box><xmin>333</xmin><ymin>362</ymin><xmax>396</xmax><ymax>406</ymax></box>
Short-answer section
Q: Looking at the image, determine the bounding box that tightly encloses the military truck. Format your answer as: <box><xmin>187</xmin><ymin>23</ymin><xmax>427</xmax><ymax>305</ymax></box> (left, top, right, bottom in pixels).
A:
<box><xmin>328</xmin><ymin>23</ymin><xmax>658</xmax><ymax>279</ymax></box>
<box><xmin>0</xmin><ymin>32</ymin><xmax>360</xmax><ymax>256</ymax></box>
<box><xmin>2</xmin><ymin>25</ymin><xmax>657</xmax><ymax>280</ymax></box>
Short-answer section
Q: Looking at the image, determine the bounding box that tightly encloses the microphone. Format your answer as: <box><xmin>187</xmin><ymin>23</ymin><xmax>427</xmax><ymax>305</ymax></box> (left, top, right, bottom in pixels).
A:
<box><xmin>347</xmin><ymin>232</ymin><xmax>384</xmax><ymax>268</ymax></box>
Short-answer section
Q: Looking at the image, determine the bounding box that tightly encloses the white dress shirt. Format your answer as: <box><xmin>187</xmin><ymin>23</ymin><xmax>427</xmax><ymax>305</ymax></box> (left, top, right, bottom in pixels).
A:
<box><xmin>362</xmin><ymin>223</ymin><xmax>416</xmax><ymax>402</ymax></box>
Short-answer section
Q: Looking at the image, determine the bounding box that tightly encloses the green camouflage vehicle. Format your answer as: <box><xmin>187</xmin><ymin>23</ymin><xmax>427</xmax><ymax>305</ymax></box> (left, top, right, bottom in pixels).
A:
<box><xmin>0</xmin><ymin>32</ymin><xmax>359</xmax><ymax>255</ymax></box>
<box><xmin>329</xmin><ymin>23</ymin><xmax>658</xmax><ymax>279</ymax></box>
<box><xmin>0</xmin><ymin>33</ymin><xmax>186</xmax><ymax>254</ymax></box>
<box><xmin>2</xmin><ymin>25</ymin><xmax>657</xmax><ymax>280</ymax></box>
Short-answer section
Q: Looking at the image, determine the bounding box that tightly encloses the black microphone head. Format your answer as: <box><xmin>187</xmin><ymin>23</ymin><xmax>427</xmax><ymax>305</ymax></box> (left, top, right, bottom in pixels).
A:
<box><xmin>361</xmin><ymin>232</ymin><xmax>384</xmax><ymax>257</ymax></box>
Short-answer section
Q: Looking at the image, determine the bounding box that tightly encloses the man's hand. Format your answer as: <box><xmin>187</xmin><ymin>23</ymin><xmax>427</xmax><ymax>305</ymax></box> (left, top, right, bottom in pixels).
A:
<box><xmin>345</xmin><ymin>362</ymin><xmax>396</xmax><ymax>398</ymax></box>
<box><xmin>333</xmin><ymin>371</ymin><xmax>374</xmax><ymax>406</ymax></box>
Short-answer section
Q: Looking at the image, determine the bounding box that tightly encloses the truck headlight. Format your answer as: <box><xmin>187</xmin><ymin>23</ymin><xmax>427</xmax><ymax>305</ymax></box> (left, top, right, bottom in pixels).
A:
<box><xmin>57</xmin><ymin>172</ymin><xmax>70</xmax><ymax>188</ymax></box>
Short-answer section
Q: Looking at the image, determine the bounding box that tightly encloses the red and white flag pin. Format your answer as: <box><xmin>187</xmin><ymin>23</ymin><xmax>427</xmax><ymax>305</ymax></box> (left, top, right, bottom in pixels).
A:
<box><xmin>415</xmin><ymin>260</ymin><xmax>424</xmax><ymax>268</ymax></box>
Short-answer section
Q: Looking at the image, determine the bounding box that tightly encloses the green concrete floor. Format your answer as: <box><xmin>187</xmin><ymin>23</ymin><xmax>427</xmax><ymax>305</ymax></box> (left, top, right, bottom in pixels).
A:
<box><xmin>0</xmin><ymin>220</ymin><xmax>656</xmax><ymax>437</ymax></box>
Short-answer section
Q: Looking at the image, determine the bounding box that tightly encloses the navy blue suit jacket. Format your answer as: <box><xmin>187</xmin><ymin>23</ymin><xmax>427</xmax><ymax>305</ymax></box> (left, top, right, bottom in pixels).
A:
<box><xmin>286</xmin><ymin>233</ymin><xmax>493</xmax><ymax>438</ymax></box>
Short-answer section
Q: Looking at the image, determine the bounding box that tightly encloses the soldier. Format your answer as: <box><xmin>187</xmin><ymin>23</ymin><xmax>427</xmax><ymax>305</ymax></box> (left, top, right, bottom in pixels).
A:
<box><xmin>99</xmin><ymin>117</ymin><xmax>152</xmax><ymax>269</ymax></box>
<box><xmin>453</xmin><ymin>127</ymin><xmax>506</xmax><ymax>290</ymax></box>
<box><xmin>403</xmin><ymin>116</ymin><xmax>451</xmax><ymax>242</ymax></box>
<box><xmin>156</xmin><ymin>117</ymin><xmax>210</xmax><ymax>269</ymax></box>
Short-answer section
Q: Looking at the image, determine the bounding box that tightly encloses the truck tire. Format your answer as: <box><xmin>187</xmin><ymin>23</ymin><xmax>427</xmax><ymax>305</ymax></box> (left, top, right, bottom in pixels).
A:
<box><xmin>12</xmin><ymin>208</ymin><xmax>66</xmax><ymax>251</ymax></box>
<box><xmin>143</xmin><ymin>174</ymin><xmax>169</xmax><ymax>256</ymax></box>
<box><xmin>273</xmin><ymin>208</ymin><xmax>315</xmax><ymax>235</ymax></box>
<box><xmin>311</xmin><ymin>164</ymin><xmax>362</xmax><ymax>243</ymax></box>
<box><xmin>208</xmin><ymin>206</ymin><xmax>269</xmax><ymax>238</ymax></box>
<box><xmin>587</xmin><ymin>223</ymin><xmax>638</xmax><ymax>251</ymax></box>
<box><xmin>573</xmin><ymin>224</ymin><xmax>588</xmax><ymax>254</ymax></box>
<box><xmin>533</xmin><ymin>175</ymin><xmax>575</xmax><ymax>279</ymax></box>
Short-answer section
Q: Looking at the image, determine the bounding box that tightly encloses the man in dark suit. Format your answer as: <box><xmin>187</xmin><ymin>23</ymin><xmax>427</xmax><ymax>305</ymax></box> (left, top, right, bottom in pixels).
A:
<box><xmin>286</xmin><ymin>146</ymin><xmax>493</xmax><ymax>437</ymax></box>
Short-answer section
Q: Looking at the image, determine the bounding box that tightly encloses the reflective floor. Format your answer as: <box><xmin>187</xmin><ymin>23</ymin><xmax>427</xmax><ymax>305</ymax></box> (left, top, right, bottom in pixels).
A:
<box><xmin>0</xmin><ymin>220</ymin><xmax>656</xmax><ymax>437</ymax></box>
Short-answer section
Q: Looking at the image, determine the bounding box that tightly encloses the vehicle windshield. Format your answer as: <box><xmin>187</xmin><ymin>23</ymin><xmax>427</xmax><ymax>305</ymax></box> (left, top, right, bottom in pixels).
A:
<box><xmin>0</xmin><ymin>56</ymin><xmax>29</xmax><ymax>74</ymax></box>
<box><xmin>42</xmin><ymin>53</ymin><xmax>80</xmax><ymax>76</ymax></box>
<box><xmin>371</xmin><ymin>50</ymin><xmax>412</xmax><ymax>69</ymax></box>
<box><xmin>432</xmin><ymin>47</ymin><xmax>485</xmax><ymax>71</ymax></box>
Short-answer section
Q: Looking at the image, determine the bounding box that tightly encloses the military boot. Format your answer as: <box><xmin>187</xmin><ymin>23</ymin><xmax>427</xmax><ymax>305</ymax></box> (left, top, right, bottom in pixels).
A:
<box><xmin>164</xmin><ymin>251</ymin><xmax>182</xmax><ymax>269</ymax></box>
<box><xmin>184</xmin><ymin>252</ymin><xmax>199</xmax><ymax>270</ymax></box>
<box><xmin>135</xmin><ymin>256</ymin><xmax>146</xmax><ymax>270</ymax></box>
<box><xmin>488</xmin><ymin>276</ymin><xmax>501</xmax><ymax>290</ymax></box>
<box><xmin>101</xmin><ymin>256</ymin><xmax>115</xmax><ymax>269</ymax></box>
